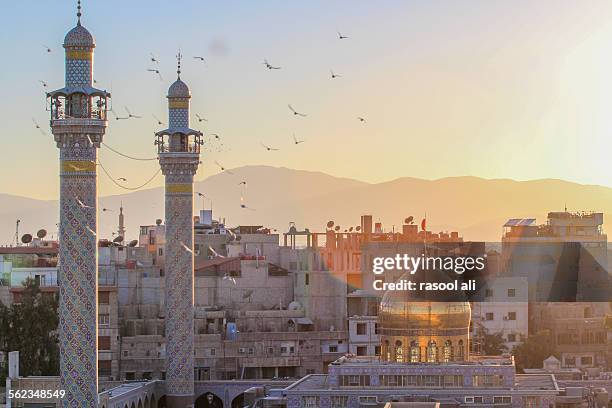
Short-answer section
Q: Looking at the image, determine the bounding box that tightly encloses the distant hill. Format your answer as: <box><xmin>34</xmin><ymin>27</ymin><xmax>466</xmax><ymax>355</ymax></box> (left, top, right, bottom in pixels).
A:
<box><xmin>1</xmin><ymin>166</ymin><xmax>611</xmax><ymax>244</ymax></box>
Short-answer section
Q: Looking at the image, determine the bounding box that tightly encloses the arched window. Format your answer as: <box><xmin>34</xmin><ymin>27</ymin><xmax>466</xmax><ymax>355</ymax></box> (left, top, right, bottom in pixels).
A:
<box><xmin>427</xmin><ymin>340</ymin><xmax>438</xmax><ymax>363</ymax></box>
<box><xmin>409</xmin><ymin>340</ymin><xmax>420</xmax><ymax>363</ymax></box>
<box><xmin>457</xmin><ymin>339</ymin><xmax>464</xmax><ymax>360</ymax></box>
<box><xmin>443</xmin><ymin>340</ymin><xmax>453</xmax><ymax>362</ymax></box>
<box><xmin>395</xmin><ymin>340</ymin><xmax>403</xmax><ymax>363</ymax></box>
<box><xmin>384</xmin><ymin>340</ymin><xmax>391</xmax><ymax>361</ymax></box>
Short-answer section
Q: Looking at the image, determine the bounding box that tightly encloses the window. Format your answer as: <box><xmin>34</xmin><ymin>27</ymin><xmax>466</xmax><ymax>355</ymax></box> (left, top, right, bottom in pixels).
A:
<box><xmin>426</xmin><ymin>340</ymin><xmax>437</xmax><ymax>363</ymax></box>
<box><xmin>358</xmin><ymin>396</ymin><xmax>377</xmax><ymax>404</ymax></box>
<box><xmin>356</xmin><ymin>346</ymin><xmax>367</xmax><ymax>356</ymax></box>
<box><xmin>395</xmin><ymin>340</ymin><xmax>403</xmax><ymax>362</ymax></box>
<box><xmin>267</xmin><ymin>347</ymin><xmax>274</xmax><ymax>354</ymax></box>
<box><xmin>493</xmin><ymin>396</ymin><xmax>511</xmax><ymax>404</ymax></box>
<box><xmin>99</xmin><ymin>314</ymin><xmax>110</xmax><ymax>326</ymax></box>
<box><xmin>485</xmin><ymin>288</ymin><xmax>494</xmax><ymax>298</ymax></box>
<box><xmin>565</xmin><ymin>357</ymin><xmax>576</xmax><ymax>367</ymax></box>
<box><xmin>98</xmin><ymin>360</ymin><xmax>111</xmax><ymax>377</ymax></box>
<box><xmin>99</xmin><ymin>336</ymin><xmax>111</xmax><ymax>351</ymax></box>
<box><xmin>442</xmin><ymin>340</ymin><xmax>453</xmax><ymax>362</ymax></box>
<box><xmin>473</xmin><ymin>375</ymin><xmax>504</xmax><ymax>387</ymax></box>
<box><xmin>125</xmin><ymin>372</ymin><xmax>135</xmax><ymax>380</ymax></box>
<box><xmin>374</xmin><ymin>345</ymin><xmax>381</xmax><ymax>356</ymax></box>
<box><xmin>330</xmin><ymin>395</ymin><xmax>348</xmax><ymax>408</ymax></box>
<box><xmin>485</xmin><ymin>312</ymin><xmax>494</xmax><ymax>321</ymax></box>
<box><xmin>99</xmin><ymin>291</ymin><xmax>110</xmax><ymax>304</ymax></box>
<box><xmin>580</xmin><ymin>356</ymin><xmax>593</xmax><ymax>366</ymax></box>
<box><xmin>339</xmin><ymin>375</ymin><xmax>370</xmax><ymax>387</ymax></box>
<box><xmin>507</xmin><ymin>288</ymin><xmax>516</xmax><ymax>297</ymax></box>
<box><xmin>209</xmin><ymin>348</ymin><xmax>216</xmax><ymax>356</ymax></box>
<box><xmin>248</xmin><ymin>347</ymin><xmax>254</xmax><ymax>355</ymax></box>
<box><xmin>410</xmin><ymin>341</ymin><xmax>420</xmax><ymax>363</ymax></box>
<box><xmin>158</xmin><ymin>248</ymin><xmax>163</xmax><ymax>256</ymax></box>
<box><xmin>374</xmin><ymin>323</ymin><xmax>380</xmax><ymax>334</ymax></box>
<box><xmin>507</xmin><ymin>333</ymin><xmax>517</xmax><ymax>342</ymax></box>
<box><xmin>356</xmin><ymin>323</ymin><xmax>367</xmax><ymax>335</ymax></box>
<box><xmin>122</xmin><ymin>350</ymin><xmax>129</xmax><ymax>357</ymax></box>
<box><xmin>473</xmin><ymin>396</ymin><xmax>483</xmax><ymax>403</ymax></box>
<box><xmin>329</xmin><ymin>345</ymin><xmax>338</xmax><ymax>353</ymax></box>
<box><xmin>302</xmin><ymin>396</ymin><xmax>319</xmax><ymax>408</ymax></box>
<box><xmin>305</xmin><ymin>273</ymin><xmax>309</xmax><ymax>285</ymax></box>
<box><xmin>507</xmin><ymin>312</ymin><xmax>516</xmax><ymax>320</ymax></box>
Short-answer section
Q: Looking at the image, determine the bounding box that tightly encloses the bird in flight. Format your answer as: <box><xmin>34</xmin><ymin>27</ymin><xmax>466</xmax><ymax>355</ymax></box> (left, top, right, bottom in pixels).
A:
<box><xmin>109</xmin><ymin>109</ymin><xmax>128</xmax><ymax>120</ymax></box>
<box><xmin>39</xmin><ymin>80</ymin><xmax>48</xmax><ymax>88</ymax></box>
<box><xmin>330</xmin><ymin>70</ymin><xmax>341</xmax><ymax>79</ymax></box>
<box><xmin>125</xmin><ymin>107</ymin><xmax>142</xmax><ymax>119</ymax></box>
<box><xmin>292</xmin><ymin>133</ymin><xmax>305</xmax><ymax>145</ymax></box>
<box><xmin>337</xmin><ymin>31</ymin><xmax>349</xmax><ymax>39</ymax></box>
<box><xmin>153</xmin><ymin>114</ymin><xmax>166</xmax><ymax>126</ymax></box>
<box><xmin>146</xmin><ymin>68</ymin><xmax>163</xmax><ymax>81</ymax></box>
<box><xmin>150</xmin><ymin>53</ymin><xmax>159</xmax><ymax>64</ymax></box>
<box><xmin>179</xmin><ymin>241</ymin><xmax>193</xmax><ymax>254</ymax></box>
<box><xmin>223</xmin><ymin>273</ymin><xmax>237</xmax><ymax>285</ymax></box>
<box><xmin>263</xmin><ymin>59</ymin><xmax>281</xmax><ymax>70</ymax></box>
<box><xmin>75</xmin><ymin>197</ymin><xmax>93</xmax><ymax>208</ymax></box>
<box><xmin>193</xmin><ymin>56</ymin><xmax>206</xmax><ymax>62</ymax></box>
<box><xmin>215</xmin><ymin>160</ymin><xmax>235</xmax><ymax>175</ymax></box>
<box><xmin>43</xmin><ymin>44</ymin><xmax>52</xmax><ymax>53</ymax></box>
<box><xmin>85</xmin><ymin>226</ymin><xmax>97</xmax><ymax>236</ymax></box>
<box><xmin>288</xmin><ymin>104</ymin><xmax>307</xmax><ymax>117</ymax></box>
<box><xmin>196</xmin><ymin>114</ymin><xmax>207</xmax><ymax>122</ymax></box>
<box><xmin>209</xmin><ymin>246</ymin><xmax>226</xmax><ymax>259</ymax></box>
<box><xmin>238</xmin><ymin>181</ymin><xmax>247</xmax><ymax>186</ymax></box>
<box><xmin>261</xmin><ymin>142</ymin><xmax>279</xmax><ymax>151</ymax></box>
<box><xmin>102</xmin><ymin>208</ymin><xmax>113</xmax><ymax>212</ymax></box>
<box><xmin>357</xmin><ymin>116</ymin><xmax>366</xmax><ymax>123</ymax></box>
<box><xmin>240</xmin><ymin>196</ymin><xmax>256</xmax><ymax>211</ymax></box>
<box><xmin>210</xmin><ymin>133</ymin><xmax>220</xmax><ymax>140</ymax></box>
<box><xmin>117</xmin><ymin>177</ymin><xmax>128</xmax><ymax>182</ymax></box>
<box><xmin>32</xmin><ymin>118</ymin><xmax>46</xmax><ymax>135</ymax></box>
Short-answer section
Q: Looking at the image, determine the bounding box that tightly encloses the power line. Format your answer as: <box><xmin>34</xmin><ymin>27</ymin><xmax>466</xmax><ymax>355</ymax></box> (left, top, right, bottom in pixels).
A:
<box><xmin>101</xmin><ymin>142</ymin><xmax>158</xmax><ymax>161</ymax></box>
<box><xmin>98</xmin><ymin>159</ymin><xmax>161</xmax><ymax>191</ymax></box>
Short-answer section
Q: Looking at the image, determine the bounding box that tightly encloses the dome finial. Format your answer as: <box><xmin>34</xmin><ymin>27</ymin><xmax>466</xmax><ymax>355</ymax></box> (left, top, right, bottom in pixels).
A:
<box><xmin>176</xmin><ymin>50</ymin><xmax>182</xmax><ymax>79</ymax></box>
<box><xmin>77</xmin><ymin>0</ymin><xmax>82</xmax><ymax>25</ymax></box>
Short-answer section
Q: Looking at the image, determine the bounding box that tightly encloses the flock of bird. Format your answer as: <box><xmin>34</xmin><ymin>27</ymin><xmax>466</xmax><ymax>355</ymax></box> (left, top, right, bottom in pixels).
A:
<box><xmin>32</xmin><ymin>29</ymin><xmax>365</xmax><ymax>238</ymax></box>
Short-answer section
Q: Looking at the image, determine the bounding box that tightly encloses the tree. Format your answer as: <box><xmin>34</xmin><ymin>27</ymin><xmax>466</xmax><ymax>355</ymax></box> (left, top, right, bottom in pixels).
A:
<box><xmin>0</xmin><ymin>278</ymin><xmax>59</xmax><ymax>377</ymax></box>
<box><xmin>512</xmin><ymin>330</ymin><xmax>558</xmax><ymax>373</ymax></box>
<box><xmin>482</xmin><ymin>331</ymin><xmax>508</xmax><ymax>356</ymax></box>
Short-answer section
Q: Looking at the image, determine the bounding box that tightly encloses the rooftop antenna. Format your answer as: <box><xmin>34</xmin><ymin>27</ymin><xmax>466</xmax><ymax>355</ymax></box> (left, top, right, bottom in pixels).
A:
<box><xmin>14</xmin><ymin>219</ymin><xmax>21</xmax><ymax>247</ymax></box>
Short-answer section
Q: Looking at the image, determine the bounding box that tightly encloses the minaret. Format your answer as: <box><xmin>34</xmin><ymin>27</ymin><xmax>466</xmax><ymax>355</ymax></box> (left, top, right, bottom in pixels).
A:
<box><xmin>156</xmin><ymin>52</ymin><xmax>203</xmax><ymax>408</ymax></box>
<box><xmin>118</xmin><ymin>201</ymin><xmax>126</xmax><ymax>241</ymax></box>
<box><xmin>47</xmin><ymin>1</ymin><xmax>109</xmax><ymax>406</ymax></box>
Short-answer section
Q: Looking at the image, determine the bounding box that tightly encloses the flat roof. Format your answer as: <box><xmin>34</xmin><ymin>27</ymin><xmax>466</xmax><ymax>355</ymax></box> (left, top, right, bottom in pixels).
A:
<box><xmin>331</xmin><ymin>355</ymin><xmax>514</xmax><ymax>367</ymax></box>
<box><xmin>514</xmin><ymin>374</ymin><xmax>558</xmax><ymax>391</ymax></box>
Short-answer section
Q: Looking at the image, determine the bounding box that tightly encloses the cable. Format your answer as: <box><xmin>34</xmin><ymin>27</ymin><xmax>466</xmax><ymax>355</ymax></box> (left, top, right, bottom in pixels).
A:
<box><xmin>101</xmin><ymin>142</ymin><xmax>158</xmax><ymax>161</ymax></box>
<box><xmin>98</xmin><ymin>159</ymin><xmax>161</xmax><ymax>191</ymax></box>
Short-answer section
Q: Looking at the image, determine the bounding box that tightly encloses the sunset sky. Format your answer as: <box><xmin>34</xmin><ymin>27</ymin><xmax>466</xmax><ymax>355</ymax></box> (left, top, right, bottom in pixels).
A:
<box><xmin>3</xmin><ymin>0</ymin><xmax>612</xmax><ymax>199</ymax></box>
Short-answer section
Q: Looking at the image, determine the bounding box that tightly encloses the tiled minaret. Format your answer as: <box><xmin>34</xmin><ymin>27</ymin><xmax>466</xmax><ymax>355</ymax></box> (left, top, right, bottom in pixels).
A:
<box><xmin>47</xmin><ymin>1</ymin><xmax>110</xmax><ymax>406</ymax></box>
<box><xmin>155</xmin><ymin>53</ymin><xmax>203</xmax><ymax>408</ymax></box>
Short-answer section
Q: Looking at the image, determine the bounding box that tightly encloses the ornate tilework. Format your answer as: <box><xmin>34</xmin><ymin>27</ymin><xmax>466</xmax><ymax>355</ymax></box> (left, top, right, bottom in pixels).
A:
<box><xmin>169</xmin><ymin>108</ymin><xmax>189</xmax><ymax>128</ymax></box>
<box><xmin>164</xmin><ymin>192</ymin><xmax>195</xmax><ymax>396</ymax></box>
<box><xmin>66</xmin><ymin>58</ymin><xmax>92</xmax><ymax>87</ymax></box>
<box><xmin>58</xmin><ymin>148</ymin><xmax>99</xmax><ymax>407</ymax></box>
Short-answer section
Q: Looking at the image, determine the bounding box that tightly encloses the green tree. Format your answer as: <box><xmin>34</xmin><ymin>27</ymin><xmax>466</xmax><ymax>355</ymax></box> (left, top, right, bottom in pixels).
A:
<box><xmin>512</xmin><ymin>330</ymin><xmax>558</xmax><ymax>373</ymax></box>
<box><xmin>482</xmin><ymin>331</ymin><xmax>508</xmax><ymax>356</ymax></box>
<box><xmin>0</xmin><ymin>277</ymin><xmax>59</xmax><ymax>377</ymax></box>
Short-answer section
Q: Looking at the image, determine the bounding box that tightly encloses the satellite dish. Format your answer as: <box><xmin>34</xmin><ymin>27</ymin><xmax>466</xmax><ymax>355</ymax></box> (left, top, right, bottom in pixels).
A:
<box><xmin>288</xmin><ymin>301</ymin><xmax>303</xmax><ymax>311</ymax></box>
<box><xmin>356</xmin><ymin>226</ymin><xmax>361</xmax><ymax>231</ymax></box>
<box><xmin>113</xmin><ymin>236</ymin><xmax>123</xmax><ymax>244</ymax></box>
<box><xmin>326</xmin><ymin>220</ymin><xmax>334</xmax><ymax>229</ymax></box>
<box><xmin>37</xmin><ymin>229</ymin><xmax>47</xmax><ymax>239</ymax></box>
<box><xmin>21</xmin><ymin>234</ymin><xmax>33</xmax><ymax>244</ymax></box>
<box><xmin>405</xmin><ymin>216</ymin><xmax>414</xmax><ymax>224</ymax></box>
<box><xmin>155</xmin><ymin>219</ymin><xmax>162</xmax><ymax>226</ymax></box>
<box><xmin>334</xmin><ymin>226</ymin><xmax>341</xmax><ymax>231</ymax></box>
<box><xmin>128</xmin><ymin>240</ymin><xmax>138</xmax><ymax>247</ymax></box>
<box><xmin>348</xmin><ymin>227</ymin><xmax>353</xmax><ymax>232</ymax></box>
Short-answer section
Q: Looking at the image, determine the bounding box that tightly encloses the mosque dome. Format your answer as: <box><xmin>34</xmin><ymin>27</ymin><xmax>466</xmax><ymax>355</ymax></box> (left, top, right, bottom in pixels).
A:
<box><xmin>378</xmin><ymin>271</ymin><xmax>471</xmax><ymax>363</ymax></box>
<box><xmin>168</xmin><ymin>79</ymin><xmax>191</xmax><ymax>98</ymax></box>
<box><xmin>64</xmin><ymin>23</ymin><xmax>95</xmax><ymax>47</ymax></box>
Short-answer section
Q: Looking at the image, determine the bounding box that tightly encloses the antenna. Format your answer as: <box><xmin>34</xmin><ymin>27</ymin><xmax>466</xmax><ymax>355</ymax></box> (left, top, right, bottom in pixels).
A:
<box><xmin>14</xmin><ymin>219</ymin><xmax>20</xmax><ymax>247</ymax></box>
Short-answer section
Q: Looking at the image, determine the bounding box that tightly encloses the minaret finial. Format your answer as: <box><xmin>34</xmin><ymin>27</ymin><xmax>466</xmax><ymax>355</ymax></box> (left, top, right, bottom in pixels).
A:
<box><xmin>77</xmin><ymin>0</ymin><xmax>82</xmax><ymax>25</ymax></box>
<box><xmin>176</xmin><ymin>50</ymin><xmax>182</xmax><ymax>79</ymax></box>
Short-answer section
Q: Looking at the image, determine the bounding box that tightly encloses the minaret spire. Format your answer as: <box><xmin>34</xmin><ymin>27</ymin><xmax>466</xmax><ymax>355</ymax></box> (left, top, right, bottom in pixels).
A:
<box><xmin>176</xmin><ymin>50</ymin><xmax>182</xmax><ymax>79</ymax></box>
<box><xmin>77</xmin><ymin>0</ymin><xmax>82</xmax><ymax>25</ymax></box>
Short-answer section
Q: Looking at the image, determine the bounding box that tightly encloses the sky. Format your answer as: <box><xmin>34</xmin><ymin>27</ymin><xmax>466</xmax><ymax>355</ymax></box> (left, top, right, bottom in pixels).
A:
<box><xmin>2</xmin><ymin>0</ymin><xmax>612</xmax><ymax>200</ymax></box>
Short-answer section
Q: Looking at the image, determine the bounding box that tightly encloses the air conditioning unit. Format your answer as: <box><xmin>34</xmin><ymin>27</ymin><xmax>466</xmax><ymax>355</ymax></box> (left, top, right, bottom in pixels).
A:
<box><xmin>465</xmin><ymin>396</ymin><xmax>474</xmax><ymax>403</ymax></box>
<box><xmin>238</xmin><ymin>347</ymin><xmax>246</xmax><ymax>354</ymax></box>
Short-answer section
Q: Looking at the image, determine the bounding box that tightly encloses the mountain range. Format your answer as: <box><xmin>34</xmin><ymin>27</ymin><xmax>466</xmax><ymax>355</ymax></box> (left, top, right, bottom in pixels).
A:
<box><xmin>1</xmin><ymin>165</ymin><xmax>612</xmax><ymax>244</ymax></box>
